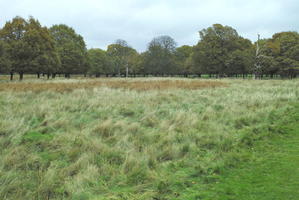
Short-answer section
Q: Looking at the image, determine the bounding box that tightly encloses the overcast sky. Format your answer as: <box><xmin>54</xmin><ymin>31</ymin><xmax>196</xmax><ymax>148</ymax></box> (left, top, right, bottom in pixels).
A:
<box><xmin>1</xmin><ymin>0</ymin><xmax>298</xmax><ymax>51</ymax></box>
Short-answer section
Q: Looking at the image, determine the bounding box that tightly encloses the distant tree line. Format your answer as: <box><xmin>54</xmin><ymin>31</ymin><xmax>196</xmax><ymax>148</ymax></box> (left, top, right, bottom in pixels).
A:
<box><xmin>0</xmin><ymin>16</ymin><xmax>298</xmax><ymax>80</ymax></box>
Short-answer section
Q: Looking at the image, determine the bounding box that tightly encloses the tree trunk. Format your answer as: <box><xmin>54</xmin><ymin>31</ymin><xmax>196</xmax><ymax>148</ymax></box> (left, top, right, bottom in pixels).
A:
<box><xmin>47</xmin><ymin>73</ymin><xmax>50</xmax><ymax>79</ymax></box>
<box><xmin>270</xmin><ymin>74</ymin><xmax>274</xmax><ymax>79</ymax></box>
<box><xmin>37</xmin><ymin>73</ymin><xmax>40</xmax><ymax>79</ymax></box>
<box><xmin>19</xmin><ymin>72</ymin><xmax>23</xmax><ymax>81</ymax></box>
<box><xmin>52</xmin><ymin>73</ymin><xmax>56</xmax><ymax>79</ymax></box>
<box><xmin>126</xmin><ymin>67</ymin><xmax>129</xmax><ymax>78</ymax></box>
<box><xmin>10</xmin><ymin>72</ymin><xmax>13</xmax><ymax>81</ymax></box>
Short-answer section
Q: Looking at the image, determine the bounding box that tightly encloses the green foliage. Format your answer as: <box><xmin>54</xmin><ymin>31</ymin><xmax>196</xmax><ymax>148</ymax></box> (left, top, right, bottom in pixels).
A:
<box><xmin>0</xmin><ymin>40</ymin><xmax>11</xmax><ymax>73</ymax></box>
<box><xmin>107</xmin><ymin>40</ymin><xmax>138</xmax><ymax>76</ymax></box>
<box><xmin>0</xmin><ymin>16</ymin><xmax>60</xmax><ymax>79</ymax></box>
<box><xmin>193</xmin><ymin>24</ymin><xmax>255</xmax><ymax>76</ymax></box>
<box><xmin>226</xmin><ymin>49</ymin><xmax>255</xmax><ymax>75</ymax></box>
<box><xmin>262</xmin><ymin>32</ymin><xmax>299</xmax><ymax>77</ymax></box>
<box><xmin>87</xmin><ymin>48</ymin><xmax>112</xmax><ymax>76</ymax></box>
<box><xmin>0</xmin><ymin>16</ymin><xmax>29</xmax><ymax>76</ymax></box>
<box><xmin>1</xmin><ymin>17</ymin><xmax>299</xmax><ymax>78</ymax></box>
<box><xmin>25</xmin><ymin>17</ymin><xmax>61</xmax><ymax>75</ymax></box>
<box><xmin>143</xmin><ymin>35</ymin><xmax>177</xmax><ymax>75</ymax></box>
<box><xmin>50</xmin><ymin>24</ymin><xmax>88</xmax><ymax>76</ymax></box>
<box><xmin>175</xmin><ymin>45</ymin><xmax>193</xmax><ymax>75</ymax></box>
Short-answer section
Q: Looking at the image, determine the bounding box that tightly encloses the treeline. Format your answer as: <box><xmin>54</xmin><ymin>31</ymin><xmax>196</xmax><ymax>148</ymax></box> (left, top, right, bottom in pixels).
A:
<box><xmin>0</xmin><ymin>16</ymin><xmax>298</xmax><ymax>80</ymax></box>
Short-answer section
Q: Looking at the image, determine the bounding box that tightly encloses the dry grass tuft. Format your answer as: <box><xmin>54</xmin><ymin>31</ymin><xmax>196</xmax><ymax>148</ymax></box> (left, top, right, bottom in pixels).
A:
<box><xmin>0</xmin><ymin>79</ymin><xmax>227</xmax><ymax>93</ymax></box>
<box><xmin>1</xmin><ymin>79</ymin><xmax>297</xmax><ymax>199</ymax></box>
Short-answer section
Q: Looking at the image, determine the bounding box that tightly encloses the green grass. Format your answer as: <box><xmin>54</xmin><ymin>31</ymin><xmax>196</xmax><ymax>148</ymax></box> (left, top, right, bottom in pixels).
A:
<box><xmin>212</xmin><ymin>128</ymin><xmax>299</xmax><ymax>200</ymax></box>
<box><xmin>178</xmin><ymin>103</ymin><xmax>299</xmax><ymax>200</ymax></box>
<box><xmin>0</xmin><ymin>78</ymin><xmax>298</xmax><ymax>199</ymax></box>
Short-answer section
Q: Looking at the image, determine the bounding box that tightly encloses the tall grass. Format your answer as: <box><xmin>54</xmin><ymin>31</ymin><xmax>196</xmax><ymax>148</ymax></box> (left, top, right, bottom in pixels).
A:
<box><xmin>0</xmin><ymin>79</ymin><xmax>226</xmax><ymax>92</ymax></box>
<box><xmin>0</xmin><ymin>78</ymin><xmax>298</xmax><ymax>199</ymax></box>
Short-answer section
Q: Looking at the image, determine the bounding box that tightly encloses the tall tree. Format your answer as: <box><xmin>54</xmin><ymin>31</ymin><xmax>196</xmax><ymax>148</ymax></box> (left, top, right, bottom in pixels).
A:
<box><xmin>143</xmin><ymin>35</ymin><xmax>177</xmax><ymax>75</ymax></box>
<box><xmin>0</xmin><ymin>40</ymin><xmax>11</xmax><ymax>75</ymax></box>
<box><xmin>193</xmin><ymin>24</ymin><xmax>254</xmax><ymax>77</ymax></box>
<box><xmin>0</xmin><ymin>16</ymin><xmax>60</xmax><ymax>80</ymax></box>
<box><xmin>87</xmin><ymin>48</ymin><xmax>112</xmax><ymax>77</ymax></box>
<box><xmin>0</xmin><ymin>16</ymin><xmax>28</xmax><ymax>80</ymax></box>
<box><xmin>50</xmin><ymin>24</ymin><xmax>88</xmax><ymax>77</ymax></box>
<box><xmin>127</xmin><ymin>52</ymin><xmax>143</xmax><ymax>77</ymax></box>
<box><xmin>175</xmin><ymin>45</ymin><xmax>193</xmax><ymax>76</ymax></box>
<box><xmin>24</xmin><ymin>17</ymin><xmax>60</xmax><ymax>79</ymax></box>
<box><xmin>226</xmin><ymin>38</ymin><xmax>255</xmax><ymax>76</ymax></box>
<box><xmin>264</xmin><ymin>32</ymin><xmax>299</xmax><ymax>78</ymax></box>
<box><xmin>107</xmin><ymin>40</ymin><xmax>137</xmax><ymax>77</ymax></box>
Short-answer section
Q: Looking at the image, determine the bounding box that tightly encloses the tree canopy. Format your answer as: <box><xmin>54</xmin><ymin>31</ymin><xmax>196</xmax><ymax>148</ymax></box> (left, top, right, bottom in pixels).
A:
<box><xmin>107</xmin><ymin>40</ymin><xmax>138</xmax><ymax>76</ymax></box>
<box><xmin>0</xmin><ymin>16</ymin><xmax>60</xmax><ymax>80</ymax></box>
<box><xmin>49</xmin><ymin>24</ymin><xmax>87</xmax><ymax>77</ymax></box>
<box><xmin>87</xmin><ymin>48</ymin><xmax>112</xmax><ymax>76</ymax></box>
<box><xmin>0</xmin><ymin>16</ymin><xmax>298</xmax><ymax>79</ymax></box>
<box><xmin>261</xmin><ymin>32</ymin><xmax>299</xmax><ymax>78</ymax></box>
<box><xmin>143</xmin><ymin>35</ymin><xmax>177</xmax><ymax>75</ymax></box>
<box><xmin>192</xmin><ymin>24</ymin><xmax>255</xmax><ymax>77</ymax></box>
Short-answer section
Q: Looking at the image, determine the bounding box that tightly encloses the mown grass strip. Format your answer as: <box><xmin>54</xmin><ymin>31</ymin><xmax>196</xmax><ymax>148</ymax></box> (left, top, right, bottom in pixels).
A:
<box><xmin>182</xmin><ymin>102</ymin><xmax>299</xmax><ymax>200</ymax></box>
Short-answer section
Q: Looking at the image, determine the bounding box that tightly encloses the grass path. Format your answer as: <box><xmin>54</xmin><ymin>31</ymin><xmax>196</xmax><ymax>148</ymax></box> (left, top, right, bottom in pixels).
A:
<box><xmin>201</xmin><ymin>103</ymin><xmax>299</xmax><ymax>200</ymax></box>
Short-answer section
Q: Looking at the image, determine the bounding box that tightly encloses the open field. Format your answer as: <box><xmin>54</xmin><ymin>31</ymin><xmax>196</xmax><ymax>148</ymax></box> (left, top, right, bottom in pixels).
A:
<box><xmin>0</xmin><ymin>79</ymin><xmax>226</xmax><ymax>92</ymax></box>
<box><xmin>0</xmin><ymin>78</ymin><xmax>298</xmax><ymax>200</ymax></box>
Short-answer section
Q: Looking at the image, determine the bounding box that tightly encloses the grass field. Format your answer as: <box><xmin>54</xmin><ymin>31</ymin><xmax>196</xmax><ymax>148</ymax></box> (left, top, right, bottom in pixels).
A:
<box><xmin>204</xmin><ymin>114</ymin><xmax>299</xmax><ymax>200</ymax></box>
<box><xmin>0</xmin><ymin>78</ymin><xmax>298</xmax><ymax>200</ymax></box>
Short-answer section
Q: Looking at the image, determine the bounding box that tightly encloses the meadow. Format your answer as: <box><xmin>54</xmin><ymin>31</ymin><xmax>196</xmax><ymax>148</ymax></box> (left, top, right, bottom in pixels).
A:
<box><xmin>0</xmin><ymin>78</ymin><xmax>298</xmax><ymax>200</ymax></box>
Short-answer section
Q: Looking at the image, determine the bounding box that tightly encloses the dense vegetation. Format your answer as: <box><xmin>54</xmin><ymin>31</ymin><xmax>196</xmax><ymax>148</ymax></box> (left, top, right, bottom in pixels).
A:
<box><xmin>0</xmin><ymin>78</ymin><xmax>298</xmax><ymax>199</ymax></box>
<box><xmin>0</xmin><ymin>16</ymin><xmax>298</xmax><ymax>80</ymax></box>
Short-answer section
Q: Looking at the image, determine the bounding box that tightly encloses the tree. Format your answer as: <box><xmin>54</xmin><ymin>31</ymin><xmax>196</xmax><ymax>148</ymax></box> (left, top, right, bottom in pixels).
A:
<box><xmin>87</xmin><ymin>48</ymin><xmax>112</xmax><ymax>77</ymax></box>
<box><xmin>265</xmin><ymin>32</ymin><xmax>299</xmax><ymax>78</ymax></box>
<box><xmin>175</xmin><ymin>45</ymin><xmax>193</xmax><ymax>76</ymax></box>
<box><xmin>143</xmin><ymin>35</ymin><xmax>177</xmax><ymax>75</ymax></box>
<box><xmin>226</xmin><ymin>38</ymin><xmax>255</xmax><ymax>77</ymax></box>
<box><xmin>193</xmin><ymin>24</ymin><xmax>254</xmax><ymax>77</ymax></box>
<box><xmin>0</xmin><ymin>16</ymin><xmax>60</xmax><ymax>80</ymax></box>
<box><xmin>107</xmin><ymin>40</ymin><xmax>137</xmax><ymax>77</ymax></box>
<box><xmin>24</xmin><ymin>17</ymin><xmax>60</xmax><ymax>79</ymax></box>
<box><xmin>0</xmin><ymin>40</ymin><xmax>11</xmax><ymax>75</ymax></box>
<box><xmin>226</xmin><ymin>49</ymin><xmax>255</xmax><ymax>77</ymax></box>
<box><xmin>0</xmin><ymin>16</ymin><xmax>29</xmax><ymax>80</ymax></box>
<box><xmin>128</xmin><ymin>52</ymin><xmax>143</xmax><ymax>77</ymax></box>
<box><xmin>115</xmin><ymin>39</ymin><xmax>129</xmax><ymax>47</ymax></box>
<box><xmin>50</xmin><ymin>24</ymin><xmax>88</xmax><ymax>77</ymax></box>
